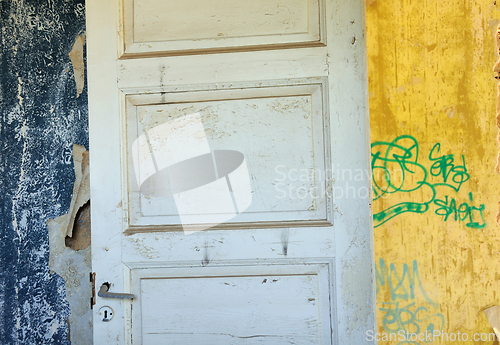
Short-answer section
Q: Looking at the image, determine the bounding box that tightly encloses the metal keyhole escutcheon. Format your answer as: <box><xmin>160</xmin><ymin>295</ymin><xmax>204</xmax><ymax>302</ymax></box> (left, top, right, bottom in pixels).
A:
<box><xmin>99</xmin><ymin>306</ymin><xmax>114</xmax><ymax>322</ymax></box>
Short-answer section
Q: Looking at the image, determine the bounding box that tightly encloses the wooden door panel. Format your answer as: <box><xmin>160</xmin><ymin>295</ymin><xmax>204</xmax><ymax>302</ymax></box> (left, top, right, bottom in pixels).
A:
<box><xmin>121</xmin><ymin>0</ymin><xmax>324</xmax><ymax>57</ymax></box>
<box><xmin>124</xmin><ymin>80</ymin><xmax>331</xmax><ymax>231</ymax></box>
<box><xmin>130</xmin><ymin>262</ymin><xmax>332</xmax><ymax>344</ymax></box>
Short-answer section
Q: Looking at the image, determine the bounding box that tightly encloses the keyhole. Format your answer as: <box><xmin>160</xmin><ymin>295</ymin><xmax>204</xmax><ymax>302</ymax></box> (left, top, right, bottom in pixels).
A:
<box><xmin>99</xmin><ymin>306</ymin><xmax>114</xmax><ymax>322</ymax></box>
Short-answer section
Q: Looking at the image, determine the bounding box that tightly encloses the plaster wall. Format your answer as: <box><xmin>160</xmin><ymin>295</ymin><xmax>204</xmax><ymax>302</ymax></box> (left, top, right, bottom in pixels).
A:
<box><xmin>367</xmin><ymin>0</ymin><xmax>500</xmax><ymax>343</ymax></box>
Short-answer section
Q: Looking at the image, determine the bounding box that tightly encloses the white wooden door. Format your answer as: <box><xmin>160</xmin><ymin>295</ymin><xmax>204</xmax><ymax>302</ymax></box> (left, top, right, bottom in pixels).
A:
<box><xmin>87</xmin><ymin>0</ymin><xmax>374</xmax><ymax>344</ymax></box>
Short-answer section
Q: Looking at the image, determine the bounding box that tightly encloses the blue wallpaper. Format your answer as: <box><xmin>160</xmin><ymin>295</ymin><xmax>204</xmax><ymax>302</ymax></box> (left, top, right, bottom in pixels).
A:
<box><xmin>0</xmin><ymin>0</ymin><xmax>88</xmax><ymax>343</ymax></box>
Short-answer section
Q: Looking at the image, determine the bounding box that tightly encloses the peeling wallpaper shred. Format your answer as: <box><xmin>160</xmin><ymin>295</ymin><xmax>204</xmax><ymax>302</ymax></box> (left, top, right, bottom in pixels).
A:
<box><xmin>48</xmin><ymin>144</ymin><xmax>91</xmax><ymax>345</ymax></box>
<box><xmin>68</xmin><ymin>34</ymin><xmax>85</xmax><ymax>99</ymax></box>
<box><xmin>0</xmin><ymin>0</ymin><xmax>88</xmax><ymax>343</ymax></box>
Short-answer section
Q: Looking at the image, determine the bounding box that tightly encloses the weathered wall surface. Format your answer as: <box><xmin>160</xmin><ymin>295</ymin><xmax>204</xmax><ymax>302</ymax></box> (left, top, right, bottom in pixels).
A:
<box><xmin>0</xmin><ymin>0</ymin><xmax>88</xmax><ymax>343</ymax></box>
<box><xmin>367</xmin><ymin>0</ymin><xmax>500</xmax><ymax>343</ymax></box>
<box><xmin>7</xmin><ymin>0</ymin><xmax>500</xmax><ymax>343</ymax></box>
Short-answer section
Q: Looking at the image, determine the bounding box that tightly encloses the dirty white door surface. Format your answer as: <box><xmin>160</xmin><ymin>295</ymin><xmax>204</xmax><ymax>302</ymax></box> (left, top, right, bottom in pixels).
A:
<box><xmin>87</xmin><ymin>0</ymin><xmax>374</xmax><ymax>344</ymax></box>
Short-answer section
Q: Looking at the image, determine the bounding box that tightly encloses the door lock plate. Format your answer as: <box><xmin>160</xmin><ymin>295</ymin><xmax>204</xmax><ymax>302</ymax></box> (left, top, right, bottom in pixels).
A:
<box><xmin>99</xmin><ymin>306</ymin><xmax>114</xmax><ymax>322</ymax></box>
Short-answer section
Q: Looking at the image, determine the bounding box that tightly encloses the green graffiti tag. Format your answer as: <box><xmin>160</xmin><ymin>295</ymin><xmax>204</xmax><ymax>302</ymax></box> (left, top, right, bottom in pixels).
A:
<box><xmin>434</xmin><ymin>192</ymin><xmax>486</xmax><ymax>229</ymax></box>
<box><xmin>428</xmin><ymin>143</ymin><xmax>469</xmax><ymax>192</ymax></box>
<box><xmin>371</xmin><ymin>135</ymin><xmax>485</xmax><ymax>228</ymax></box>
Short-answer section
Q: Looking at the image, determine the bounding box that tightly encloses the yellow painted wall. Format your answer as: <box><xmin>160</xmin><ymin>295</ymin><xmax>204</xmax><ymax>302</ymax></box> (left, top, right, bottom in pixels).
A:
<box><xmin>367</xmin><ymin>0</ymin><xmax>500</xmax><ymax>343</ymax></box>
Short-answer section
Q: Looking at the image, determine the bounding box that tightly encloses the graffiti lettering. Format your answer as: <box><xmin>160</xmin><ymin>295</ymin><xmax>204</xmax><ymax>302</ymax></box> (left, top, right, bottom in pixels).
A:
<box><xmin>428</xmin><ymin>143</ymin><xmax>469</xmax><ymax>192</ymax></box>
<box><xmin>379</xmin><ymin>301</ymin><xmax>445</xmax><ymax>338</ymax></box>
<box><xmin>376</xmin><ymin>258</ymin><xmax>436</xmax><ymax>307</ymax></box>
<box><xmin>371</xmin><ymin>135</ymin><xmax>485</xmax><ymax>228</ymax></box>
<box><xmin>434</xmin><ymin>192</ymin><xmax>486</xmax><ymax>229</ymax></box>
<box><xmin>376</xmin><ymin>259</ymin><xmax>444</xmax><ymax>344</ymax></box>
